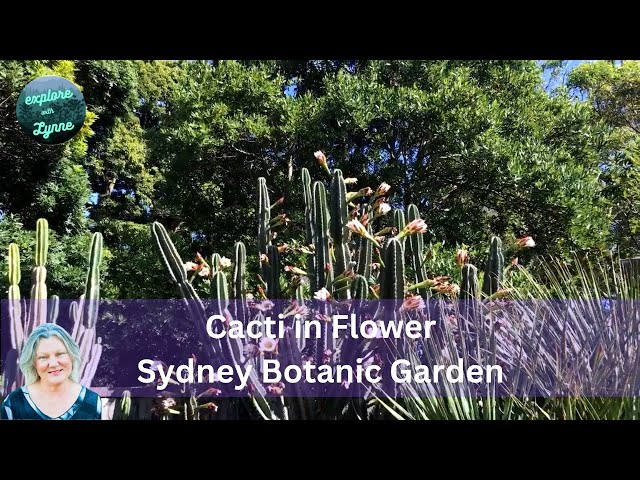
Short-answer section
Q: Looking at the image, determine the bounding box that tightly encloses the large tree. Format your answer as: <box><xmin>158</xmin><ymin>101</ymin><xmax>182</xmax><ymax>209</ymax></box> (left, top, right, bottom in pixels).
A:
<box><xmin>275</xmin><ymin>60</ymin><xmax>612</xmax><ymax>257</ymax></box>
<box><xmin>0</xmin><ymin>60</ymin><xmax>95</xmax><ymax>234</ymax></box>
<box><xmin>569</xmin><ymin>60</ymin><xmax>640</xmax><ymax>256</ymax></box>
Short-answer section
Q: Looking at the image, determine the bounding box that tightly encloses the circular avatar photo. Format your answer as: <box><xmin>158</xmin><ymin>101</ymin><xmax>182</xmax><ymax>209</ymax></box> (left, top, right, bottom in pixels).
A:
<box><xmin>16</xmin><ymin>75</ymin><xmax>87</xmax><ymax>145</ymax></box>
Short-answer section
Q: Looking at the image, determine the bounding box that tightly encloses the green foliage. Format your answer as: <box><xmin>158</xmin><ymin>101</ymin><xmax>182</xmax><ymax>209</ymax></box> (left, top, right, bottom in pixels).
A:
<box><xmin>569</xmin><ymin>60</ymin><xmax>640</xmax><ymax>256</ymax></box>
<box><xmin>0</xmin><ymin>214</ymin><xmax>110</xmax><ymax>299</ymax></box>
<box><xmin>0</xmin><ymin>60</ymin><xmax>95</xmax><ymax>233</ymax></box>
<box><xmin>278</xmin><ymin>60</ymin><xmax>612</xmax><ymax>257</ymax></box>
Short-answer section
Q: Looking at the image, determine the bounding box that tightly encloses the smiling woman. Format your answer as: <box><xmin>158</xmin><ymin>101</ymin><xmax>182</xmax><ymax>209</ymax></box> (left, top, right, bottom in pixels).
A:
<box><xmin>1</xmin><ymin>324</ymin><xmax>102</xmax><ymax>420</ymax></box>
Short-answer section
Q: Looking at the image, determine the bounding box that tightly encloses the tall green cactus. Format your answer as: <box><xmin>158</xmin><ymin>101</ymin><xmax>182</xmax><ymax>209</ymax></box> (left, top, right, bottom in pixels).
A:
<box><xmin>482</xmin><ymin>236</ymin><xmax>504</xmax><ymax>297</ymax></box>
<box><xmin>406</xmin><ymin>204</ymin><xmax>429</xmax><ymax>299</ymax></box>
<box><xmin>379</xmin><ymin>237</ymin><xmax>405</xmax><ymax>397</ymax></box>
<box><xmin>393</xmin><ymin>209</ymin><xmax>406</xmax><ymax>247</ymax></box>
<box><xmin>211</xmin><ymin>253</ymin><xmax>223</xmax><ymax>274</ymax></box>
<box><xmin>461</xmin><ymin>264</ymin><xmax>478</xmax><ymax>300</ymax></box>
<box><xmin>266</xmin><ymin>244</ymin><xmax>282</xmax><ymax>299</ymax></box>
<box><xmin>211</xmin><ymin>270</ymin><xmax>229</xmax><ymax>314</ymax></box>
<box><xmin>381</xmin><ymin>238</ymin><xmax>405</xmax><ymax>302</ymax></box>
<box><xmin>232</xmin><ymin>242</ymin><xmax>248</xmax><ymax>324</ymax></box>
<box><xmin>330</xmin><ymin>169</ymin><xmax>351</xmax><ymax>299</ymax></box>
<box><xmin>311</xmin><ymin>181</ymin><xmax>333</xmax><ymax>364</ymax></box>
<box><xmin>258</xmin><ymin>177</ymin><xmax>271</xmax><ymax>257</ymax></box>
<box><xmin>312</xmin><ymin>181</ymin><xmax>332</xmax><ymax>292</ymax></box>
<box><xmin>8</xmin><ymin>243</ymin><xmax>24</xmax><ymax>353</ymax></box>
<box><xmin>301</xmin><ymin>168</ymin><xmax>316</xmax><ymax>294</ymax></box>
<box><xmin>355</xmin><ymin>225</ymin><xmax>373</xmax><ymax>280</ymax></box>
<box><xmin>152</xmin><ymin>222</ymin><xmax>218</xmax><ymax>357</ymax></box>
<box><xmin>72</xmin><ymin>231</ymin><xmax>104</xmax><ymax>387</ymax></box>
<box><xmin>28</xmin><ymin>218</ymin><xmax>49</xmax><ymax>332</ymax></box>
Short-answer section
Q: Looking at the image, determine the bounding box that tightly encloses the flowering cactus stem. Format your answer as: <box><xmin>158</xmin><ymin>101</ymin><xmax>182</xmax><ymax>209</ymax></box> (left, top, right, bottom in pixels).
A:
<box><xmin>482</xmin><ymin>236</ymin><xmax>504</xmax><ymax>297</ymax></box>
<box><xmin>406</xmin><ymin>204</ymin><xmax>429</xmax><ymax>299</ymax></box>
<box><xmin>311</xmin><ymin>179</ymin><xmax>333</xmax><ymax>365</ymax></box>
<box><xmin>312</xmin><ymin>181</ymin><xmax>332</xmax><ymax>295</ymax></box>
<box><xmin>380</xmin><ymin>237</ymin><xmax>405</xmax><ymax>397</ymax></box>
<box><xmin>154</xmin><ymin>223</ymin><xmax>269</xmax><ymax>403</ymax></box>
<box><xmin>152</xmin><ymin>222</ymin><xmax>219</xmax><ymax>358</ymax></box>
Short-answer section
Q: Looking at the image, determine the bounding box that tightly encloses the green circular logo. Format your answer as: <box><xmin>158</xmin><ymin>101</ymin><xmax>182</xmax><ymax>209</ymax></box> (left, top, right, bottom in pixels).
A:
<box><xmin>16</xmin><ymin>75</ymin><xmax>86</xmax><ymax>145</ymax></box>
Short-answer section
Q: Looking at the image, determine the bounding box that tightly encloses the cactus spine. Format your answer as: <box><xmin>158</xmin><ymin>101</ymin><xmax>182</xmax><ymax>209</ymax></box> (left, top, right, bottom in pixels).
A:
<box><xmin>258</xmin><ymin>177</ymin><xmax>282</xmax><ymax>299</ymax></box>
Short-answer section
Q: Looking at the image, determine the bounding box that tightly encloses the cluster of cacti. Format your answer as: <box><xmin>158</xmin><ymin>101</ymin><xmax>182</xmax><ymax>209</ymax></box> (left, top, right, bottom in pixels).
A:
<box><xmin>4</xmin><ymin>219</ymin><xmax>104</xmax><ymax>396</ymax></box>
<box><xmin>152</xmin><ymin>221</ymin><xmax>273</xmax><ymax>417</ymax></box>
<box><xmin>151</xmin><ymin>154</ymin><xmax>517</xmax><ymax>419</ymax></box>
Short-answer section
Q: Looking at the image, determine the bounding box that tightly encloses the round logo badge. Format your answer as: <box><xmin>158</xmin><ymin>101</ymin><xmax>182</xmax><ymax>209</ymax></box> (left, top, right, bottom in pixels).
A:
<box><xmin>16</xmin><ymin>75</ymin><xmax>86</xmax><ymax>145</ymax></box>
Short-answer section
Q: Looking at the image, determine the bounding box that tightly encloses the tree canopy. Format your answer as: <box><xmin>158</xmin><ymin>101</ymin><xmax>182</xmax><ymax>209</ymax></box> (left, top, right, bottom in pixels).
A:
<box><xmin>0</xmin><ymin>59</ymin><xmax>636</xmax><ymax>302</ymax></box>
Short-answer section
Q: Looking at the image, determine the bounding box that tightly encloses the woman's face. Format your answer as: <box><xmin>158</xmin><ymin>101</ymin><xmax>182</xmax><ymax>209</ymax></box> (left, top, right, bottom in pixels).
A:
<box><xmin>34</xmin><ymin>336</ymin><xmax>72</xmax><ymax>385</ymax></box>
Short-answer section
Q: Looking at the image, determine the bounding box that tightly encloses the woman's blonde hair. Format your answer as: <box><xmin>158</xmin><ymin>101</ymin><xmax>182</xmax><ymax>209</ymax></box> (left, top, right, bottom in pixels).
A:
<box><xmin>19</xmin><ymin>323</ymin><xmax>82</xmax><ymax>385</ymax></box>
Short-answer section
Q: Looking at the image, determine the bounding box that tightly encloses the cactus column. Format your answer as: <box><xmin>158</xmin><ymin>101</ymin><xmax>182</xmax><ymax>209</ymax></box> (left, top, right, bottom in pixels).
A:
<box><xmin>406</xmin><ymin>205</ymin><xmax>429</xmax><ymax>299</ymax></box>
<box><xmin>482</xmin><ymin>236</ymin><xmax>504</xmax><ymax>297</ymax></box>
<box><xmin>330</xmin><ymin>169</ymin><xmax>351</xmax><ymax>299</ymax></box>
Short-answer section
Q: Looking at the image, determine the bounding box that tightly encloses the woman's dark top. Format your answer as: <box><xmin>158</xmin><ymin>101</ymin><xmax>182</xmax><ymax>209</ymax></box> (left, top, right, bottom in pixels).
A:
<box><xmin>1</xmin><ymin>385</ymin><xmax>102</xmax><ymax>420</ymax></box>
